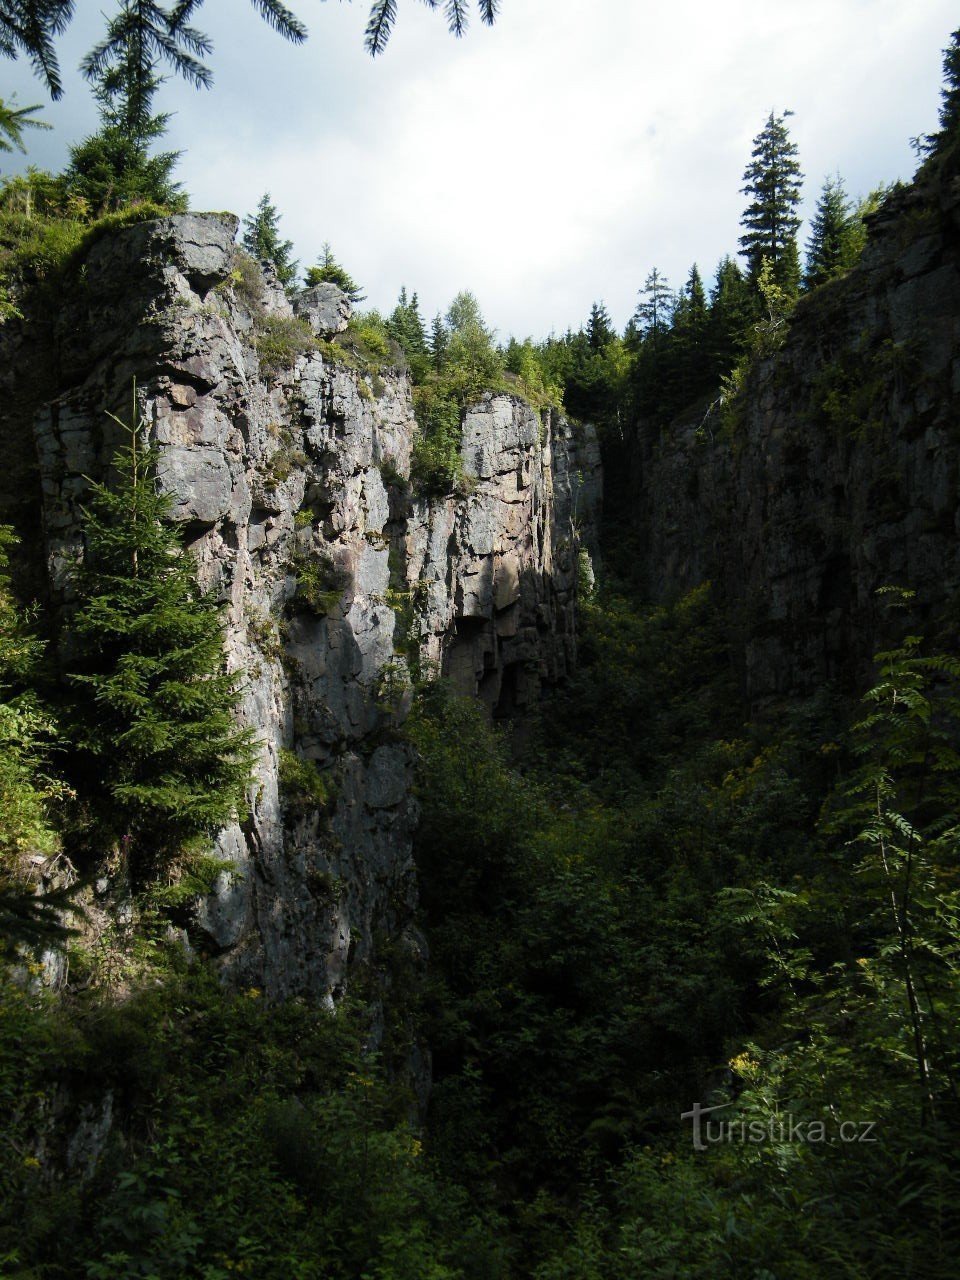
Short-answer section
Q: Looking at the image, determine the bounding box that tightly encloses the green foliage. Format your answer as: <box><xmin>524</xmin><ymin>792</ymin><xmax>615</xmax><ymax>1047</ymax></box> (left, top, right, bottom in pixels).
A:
<box><xmin>305</xmin><ymin>241</ymin><xmax>365</xmax><ymax>302</ymax></box>
<box><xmin>739</xmin><ymin>108</ymin><xmax>804</xmax><ymax>292</ymax></box>
<box><xmin>63</xmin><ymin>390</ymin><xmax>254</xmax><ymax>881</ymax></box>
<box><xmin>0</xmin><ymin>95</ymin><xmax>50</xmax><ymax>154</ymax></box>
<box><xmin>807</xmin><ymin>338</ymin><xmax>917</xmax><ymax>442</ymax></box>
<box><xmin>0</xmin><ymin>526</ymin><xmax>77</xmax><ymax>958</ymax></box>
<box><xmin>254</xmin><ymin>313</ymin><xmax>317</xmax><ymax>376</ymax></box>
<box><xmin>919</xmin><ymin>26</ymin><xmax>960</xmax><ymax>161</ymax></box>
<box><xmin>0</xmin><ymin>970</ymin><xmax>493</xmax><ymax>1279</ymax></box>
<box><xmin>803</xmin><ymin>173</ymin><xmax>854</xmax><ymax>288</ymax></box>
<box><xmin>278</xmin><ymin>747</ymin><xmax>333</xmax><ymax>813</ymax></box>
<box><xmin>410</xmin><ymin>384</ymin><xmax>466</xmax><ymax>496</ymax></box>
<box><xmin>404</xmin><ymin>577</ymin><xmax>960</xmax><ymax>1274</ymax></box>
<box><xmin>939</xmin><ymin>26</ymin><xmax>960</xmax><ymax>140</ymax></box>
<box><xmin>342</xmin><ymin>308</ymin><xmax>397</xmax><ymax>365</ymax></box>
<box><xmin>65</xmin><ymin>126</ymin><xmax>185</xmax><ymax>216</ymax></box>
<box><xmin>288</xmin><ymin>543</ymin><xmax>348</xmax><ymax>615</ymax></box>
<box><xmin>0</xmin><ymin>0</ymin><xmax>73</xmax><ymax>100</ymax></box>
<box><xmin>752</xmin><ymin>254</ymin><xmax>796</xmax><ymax>353</ymax></box>
<box><xmin>66</xmin><ymin>5</ymin><xmax>186</xmax><ymax>215</ymax></box>
<box><xmin>0</xmin><ymin>168</ymin><xmax>178</xmax><ymax>320</ymax></box>
<box><xmin>365</xmin><ymin>0</ymin><xmax>498</xmax><ymax>55</ymax></box>
<box><xmin>242</xmin><ymin>192</ymin><xmax>299</xmax><ymax>289</ymax></box>
<box><xmin>502</xmin><ymin>337</ymin><xmax>563</xmax><ymax>412</ymax></box>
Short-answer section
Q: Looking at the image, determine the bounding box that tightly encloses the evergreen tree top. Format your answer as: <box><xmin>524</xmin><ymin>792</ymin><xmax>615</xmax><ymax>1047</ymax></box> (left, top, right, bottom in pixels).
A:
<box><xmin>243</xmin><ymin>192</ymin><xmax>299</xmax><ymax>290</ymax></box>
<box><xmin>304</xmin><ymin>242</ymin><xmax>365</xmax><ymax>302</ymax></box>
<box><xmin>739</xmin><ymin>108</ymin><xmax>804</xmax><ymax>291</ymax></box>
<box><xmin>938</xmin><ymin>27</ymin><xmax>960</xmax><ymax>137</ymax></box>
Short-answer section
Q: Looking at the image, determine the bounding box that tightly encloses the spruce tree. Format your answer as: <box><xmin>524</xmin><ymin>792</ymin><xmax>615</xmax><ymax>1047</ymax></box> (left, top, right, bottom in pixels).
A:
<box><xmin>739</xmin><ymin>109</ymin><xmax>804</xmax><ymax>293</ymax></box>
<box><xmin>630</xmin><ymin>270</ymin><xmax>674</xmax><ymax>425</ymax></box>
<box><xmin>937</xmin><ymin>27</ymin><xmax>960</xmax><ymax>142</ymax></box>
<box><xmin>66</xmin><ymin>391</ymin><xmax>253</xmax><ymax>882</ymax></box>
<box><xmin>707</xmin><ymin>255</ymin><xmax>755</xmax><ymax>381</ymax></box>
<box><xmin>304</xmin><ymin>242</ymin><xmax>365</xmax><ymax>302</ymax></box>
<box><xmin>429</xmin><ymin>313</ymin><xmax>449</xmax><ymax>372</ymax></box>
<box><xmin>586</xmin><ymin>301</ymin><xmax>614</xmax><ymax>350</ymax></box>
<box><xmin>632</xmin><ymin>268</ymin><xmax>672</xmax><ymax>338</ymax></box>
<box><xmin>243</xmin><ymin>193</ymin><xmax>299</xmax><ymax>290</ymax></box>
<box><xmin>669</xmin><ymin>264</ymin><xmax>710</xmax><ymax>403</ymax></box>
<box><xmin>803</xmin><ymin>174</ymin><xmax>853</xmax><ymax>290</ymax></box>
<box><xmin>66</xmin><ymin>33</ymin><xmax>184</xmax><ymax>214</ymax></box>
<box><xmin>388</xmin><ymin>285</ymin><xmax>427</xmax><ymax>356</ymax></box>
<box><xmin>0</xmin><ymin>96</ymin><xmax>50</xmax><ymax>154</ymax></box>
<box><xmin>0</xmin><ymin>0</ymin><xmax>73</xmax><ymax>99</ymax></box>
<box><xmin>79</xmin><ymin>1</ymin><xmax>306</xmax><ymax>122</ymax></box>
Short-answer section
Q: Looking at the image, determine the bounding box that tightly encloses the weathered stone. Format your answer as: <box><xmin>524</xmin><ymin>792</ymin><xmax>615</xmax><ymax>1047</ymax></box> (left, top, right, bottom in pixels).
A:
<box><xmin>156</xmin><ymin>446</ymin><xmax>233</xmax><ymax>525</ymax></box>
<box><xmin>3</xmin><ymin>212</ymin><xmax>601</xmax><ymax>1009</ymax></box>
<box><xmin>293</xmin><ymin>283</ymin><xmax>352</xmax><ymax>336</ymax></box>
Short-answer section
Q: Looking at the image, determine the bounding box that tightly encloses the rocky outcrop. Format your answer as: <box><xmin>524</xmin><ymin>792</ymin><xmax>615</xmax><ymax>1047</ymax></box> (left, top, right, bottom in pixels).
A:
<box><xmin>0</xmin><ymin>213</ymin><xmax>600</xmax><ymax>1000</ymax></box>
<box><xmin>408</xmin><ymin>397</ymin><xmax>601</xmax><ymax>714</ymax></box>
<box><xmin>632</xmin><ymin>166</ymin><xmax>960</xmax><ymax>700</ymax></box>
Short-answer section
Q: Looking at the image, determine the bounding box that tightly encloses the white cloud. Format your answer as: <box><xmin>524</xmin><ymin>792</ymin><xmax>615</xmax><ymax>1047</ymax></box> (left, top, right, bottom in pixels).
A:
<box><xmin>3</xmin><ymin>0</ymin><xmax>956</xmax><ymax>336</ymax></box>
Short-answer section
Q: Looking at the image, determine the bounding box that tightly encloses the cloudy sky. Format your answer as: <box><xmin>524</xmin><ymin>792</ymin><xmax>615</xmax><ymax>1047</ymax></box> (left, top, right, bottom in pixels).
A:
<box><xmin>3</xmin><ymin>0</ymin><xmax>956</xmax><ymax>338</ymax></box>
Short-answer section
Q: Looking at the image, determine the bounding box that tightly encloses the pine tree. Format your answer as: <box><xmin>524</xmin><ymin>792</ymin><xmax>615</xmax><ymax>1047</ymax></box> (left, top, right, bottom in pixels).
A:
<box><xmin>0</xmin><ymin>0</ymin><xmax>73</xmax><ymax>99</ymax></box>
<box><xmin>937</xmin><ymin>27</ymin><xmax>960</xmax><ymax>142</ymax></box>
<box><xmin>803</xmin><ymin>174</ymin><xmax>854</xmax><ymax>290</ymax></box>
<box><xmin>65</xmin><ymin>29</ymin><xmax>184</xmax><ymax>214</ymax></box>
<box><xmin>243</xmin><ymin>193</ymin><xmax>299</xmax><ymax>289</ymax></box>
<box><xmin>304</xmin><ymin>242</ymin><xmax>365</xmax><ymax>302</ymax></box>
<box><xmin>632</xmin><ymin>268</ymin><xmax>672</xmax><ymax>338</ymax></box>
<box><xmin>739</xmin><ymin>109</ymin><xmax>804</xmax><ymax>293</ymax></box>
<box><xmin>707</xmin><ymin>255</ymin><xmax>755</xmax><ymax>381</ymax></box>
<box><xmin>429</xmin><ymin>313</ymin><xmax>449</xmax><ymax>372</ymax></box>
<box><xmin>65</xmin><ymin>390</ymin><xmax>254</xmax><ymax>882</ymax></box>
<box><xmin>0</xmin><ymin>95</ymin><xmax>50</xmax><ymax>155</ymax></box>
<box><xmin>586</xmin><ymin>301</ymin><xmax>614</xmax><ymax>350</ymax></box>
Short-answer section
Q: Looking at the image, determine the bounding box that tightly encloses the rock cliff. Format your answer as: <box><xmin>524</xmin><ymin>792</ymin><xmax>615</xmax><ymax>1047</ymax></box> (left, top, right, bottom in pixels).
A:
<box><xmin>0</xmin><ymin>213</ymin><xmax>601</xmax><ymax>1000</ymax></box>
<box><xmin>630</xmin><ymin>165</ymin><xmax>960</xmax><ymax>700</ymax></box>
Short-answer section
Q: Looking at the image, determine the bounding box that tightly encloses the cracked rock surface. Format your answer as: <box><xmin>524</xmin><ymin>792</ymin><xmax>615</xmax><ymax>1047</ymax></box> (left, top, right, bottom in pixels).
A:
<box><xmin>0</xmin><ymin>213</ymin><xmax>601</xmax><ymax>1001</ymax></box>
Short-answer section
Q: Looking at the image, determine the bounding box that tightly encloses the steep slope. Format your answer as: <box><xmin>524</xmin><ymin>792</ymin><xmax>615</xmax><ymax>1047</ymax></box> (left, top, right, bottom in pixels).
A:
<box><xmin>632</xmin><ymin>164</ymin><xmax>960</xmax><ymax>699</ymax></box>
<box><xmin>0</xmin><ymin>213</ymin><xmax>601</xmax><ymax>999</ymax></box>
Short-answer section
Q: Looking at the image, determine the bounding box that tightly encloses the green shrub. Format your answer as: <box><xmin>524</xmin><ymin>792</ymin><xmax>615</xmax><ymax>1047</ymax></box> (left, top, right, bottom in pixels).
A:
<box><xmin>278</xmin><ymin>748</ymin><xmax>334</xmax><ymax>813</ymax></box>
<box><xmin>255</xmin><ymin>314</ymin><xmax>318</xmax><ymax>377</ymax></box>
<box><xmin>288</xmin><ymin>546</ymin><xmax>348</xmax><ymax>615</ymax></box>
<box><xmin>410</xmin><ymin>386</ymin><xmax>465</xmax><ymax>496</ymax></box>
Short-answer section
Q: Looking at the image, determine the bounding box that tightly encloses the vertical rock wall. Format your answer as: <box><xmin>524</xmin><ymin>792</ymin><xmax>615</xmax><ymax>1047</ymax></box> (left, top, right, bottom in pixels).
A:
<box><xmin>1</xmin><ymin>213</ymin><xmax>600</xmax><ymax>999</ymax></box>
<box><xmin>630</xmin><ymin>169</ymin><xmax>960</xmax><ymax>700</ymax></box>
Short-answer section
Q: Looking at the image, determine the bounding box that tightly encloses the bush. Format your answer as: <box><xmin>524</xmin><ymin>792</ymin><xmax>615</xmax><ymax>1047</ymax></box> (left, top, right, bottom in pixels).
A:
<box><xmin>278</xmin><ymin>748</ymin><xmax>334</xmax><ymax>813</ymax></box>
<box><xmin>254</xmin><ymin>314</ymin><xmax>318</xmax><ymax>376</ymax></box>
<box><xmin>288</xmin><ymin>546</ymin><xmax>349</xmax><ymax>616</ymax></box>
<box><xmin>410</xmin><ymin>386</ymin><xmax>465</xmax><ymax>496</ymax></box>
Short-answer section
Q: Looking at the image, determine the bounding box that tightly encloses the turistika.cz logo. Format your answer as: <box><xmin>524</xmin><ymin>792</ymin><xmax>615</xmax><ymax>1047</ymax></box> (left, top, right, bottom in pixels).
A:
<box><xmin>681</xmin><ymin>1102</ymin><xmax>879</xmax><ymax>1152</ymax></box>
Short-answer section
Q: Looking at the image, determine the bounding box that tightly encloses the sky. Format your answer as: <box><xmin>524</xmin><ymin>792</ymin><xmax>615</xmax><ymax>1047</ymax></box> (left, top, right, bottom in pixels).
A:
<box><xmin>2</xmin><ymin>0</ymin><xmax>956</xmax><ymax>340</ymax></box>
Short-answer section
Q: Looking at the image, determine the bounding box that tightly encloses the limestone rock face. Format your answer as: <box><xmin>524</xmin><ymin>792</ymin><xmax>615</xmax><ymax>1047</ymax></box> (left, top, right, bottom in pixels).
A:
<box><xmin>630</xmin><ymin>169</ymin><xmax>960</xmax><ymax>700</ymax></box>
<box><xmin>2</xmin><ymin>213</ymin><xmax>600</xmax><ymax>1000</ymax></box>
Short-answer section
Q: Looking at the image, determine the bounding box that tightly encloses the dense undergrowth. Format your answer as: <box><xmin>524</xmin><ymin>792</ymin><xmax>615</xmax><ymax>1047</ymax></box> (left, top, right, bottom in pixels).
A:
<box><xmin>3</xmin><ymin>570</ymin><xmax>959</xmax><ymax>1276</ymax></box>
